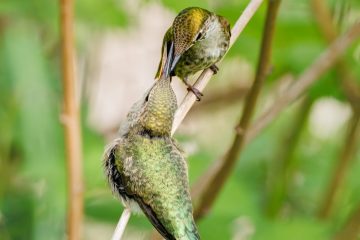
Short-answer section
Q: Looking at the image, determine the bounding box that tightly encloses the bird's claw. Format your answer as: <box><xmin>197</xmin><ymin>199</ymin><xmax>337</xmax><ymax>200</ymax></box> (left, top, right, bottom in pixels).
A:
<box><xmin>187</xmin><ymin>86</ymin><xmax>203</xmax><ymax>101</ymax></box>
<box><xmin>210</xmin><ymin>64</ymin><xmax>219</xmax><ymax>74</ymax></box>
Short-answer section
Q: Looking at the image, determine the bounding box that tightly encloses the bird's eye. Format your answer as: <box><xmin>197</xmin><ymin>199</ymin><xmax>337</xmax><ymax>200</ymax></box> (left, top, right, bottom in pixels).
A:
<box><xmin>195</xmin><ymin>32</ymin><xmax>203</xmax><ymax>41</ymax></box>
<box><xmin>145</xmin><ymin>94</ymin><xmax>149</xmax><ymax>102</ymax></box>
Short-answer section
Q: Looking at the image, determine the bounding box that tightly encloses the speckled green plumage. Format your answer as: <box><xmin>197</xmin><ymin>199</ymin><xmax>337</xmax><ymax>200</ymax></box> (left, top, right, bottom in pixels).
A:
<box><xmin>104</xmin><ymin>78</ymin><xmax>199</xmax><ymax>240</ymax></box>
<box><xmin>155</xmin><ymin>7</ymin><xmax>231</xmax><ymax>99</ymax></box>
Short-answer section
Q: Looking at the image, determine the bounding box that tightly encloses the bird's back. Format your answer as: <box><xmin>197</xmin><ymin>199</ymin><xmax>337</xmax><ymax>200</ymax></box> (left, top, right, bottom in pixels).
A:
<box><xmin>117</xmin><ymin>133</ymin><xmax>199</xmax><ymax>239</ymax></box>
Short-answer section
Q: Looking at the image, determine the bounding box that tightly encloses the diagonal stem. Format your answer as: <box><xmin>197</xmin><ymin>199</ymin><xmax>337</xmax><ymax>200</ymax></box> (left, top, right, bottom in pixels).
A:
<box><xmin>245</xmin><ymin>21</ymin><xmax>360</xmax><ymax>147</ymax></box>
<box><xmin>111</xmin><ymin>208</ymin><xmax>131</xmax><ymax>240</ymax></box>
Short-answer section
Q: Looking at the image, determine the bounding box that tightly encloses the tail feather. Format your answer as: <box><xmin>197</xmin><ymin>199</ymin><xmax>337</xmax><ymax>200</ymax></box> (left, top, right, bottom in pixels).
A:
<box><xmin>184</xmin><ymin>220</ymin><xmax>200</xmax><ymax>240</ymax></box>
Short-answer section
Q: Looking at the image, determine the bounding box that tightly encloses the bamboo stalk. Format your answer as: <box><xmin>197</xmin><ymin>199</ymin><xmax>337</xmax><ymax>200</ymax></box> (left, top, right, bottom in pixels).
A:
<box><xmin>60</xmin><ymin>0</ymin><xmax>84</xmax><ymax>239</ymax></box>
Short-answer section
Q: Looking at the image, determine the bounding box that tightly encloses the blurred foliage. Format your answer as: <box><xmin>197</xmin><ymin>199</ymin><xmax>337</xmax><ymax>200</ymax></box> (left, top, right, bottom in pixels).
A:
<box><xmin>0</xmin><ymin>0</ymin><xmax>360</xmax><ymax>239</ymax></box>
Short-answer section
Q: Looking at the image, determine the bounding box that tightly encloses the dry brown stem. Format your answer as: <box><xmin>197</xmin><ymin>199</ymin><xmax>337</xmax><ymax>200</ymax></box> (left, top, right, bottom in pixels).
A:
<box><xmin>60</xmin><ymin>0</ymin><xmax>84</xmax><ymax>239</ymax></box>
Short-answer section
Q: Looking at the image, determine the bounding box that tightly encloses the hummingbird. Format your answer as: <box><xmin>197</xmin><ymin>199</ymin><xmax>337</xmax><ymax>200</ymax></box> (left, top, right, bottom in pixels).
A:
<box><xmin>104</xmin><ymin>77</ymin><xmax>200</xmax><ymax>240</ymax></box>
<box><xmin>155</xmin><ymin>7</ymin><xmax>231</xmax><ymax>101</ymax></box>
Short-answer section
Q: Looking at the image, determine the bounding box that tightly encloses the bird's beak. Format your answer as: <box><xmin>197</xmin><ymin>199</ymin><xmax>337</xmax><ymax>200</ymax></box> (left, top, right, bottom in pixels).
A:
<box><xmin>170</xmin><ymin>55</ymin><xmax>181</xmax><ymax>74</ymax></box>
<box><xmin>162</xmin><ymin>42</ymin><xmax>181</xmax><ymax>78</ymax></box>
<box><xmin>162</xmin><ymin>42</ymin><xmax>175</xmax><ymax>78</ymax></box>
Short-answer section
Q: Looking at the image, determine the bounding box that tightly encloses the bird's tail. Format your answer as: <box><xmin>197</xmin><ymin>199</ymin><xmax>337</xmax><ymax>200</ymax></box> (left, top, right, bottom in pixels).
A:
<box><xmin>178</xmin><ymin>220</ymin><xmax>200</xmax><ymax>240</ymax></box>
<box><xmin>178</xmin><ymin>231</ymin><xmax>200</xmax><ymax>240</ymax></box>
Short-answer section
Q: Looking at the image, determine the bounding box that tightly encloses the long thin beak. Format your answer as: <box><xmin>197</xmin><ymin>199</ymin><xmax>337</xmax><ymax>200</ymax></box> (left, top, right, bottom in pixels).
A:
<box><xmin>162</xmin><ymin>42</ymin><xmax>174</xmax><ymax>78</ymax></box>
<box><xmin>170</xmin><ymin>55</ymin><xmax>181</xmax><ymax>73</ymax></box>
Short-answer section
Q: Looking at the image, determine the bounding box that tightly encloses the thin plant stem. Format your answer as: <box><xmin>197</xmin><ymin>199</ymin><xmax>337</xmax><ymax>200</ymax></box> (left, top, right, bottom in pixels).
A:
<box><xmin>111</xmin><ymin>208</ymin><xmax>132</xmax><ymax>240</ymax></box>
<box><xmin>60</xmin><ymin>0</ymin><xmax>84</xmax><ymax>239</ymax></box>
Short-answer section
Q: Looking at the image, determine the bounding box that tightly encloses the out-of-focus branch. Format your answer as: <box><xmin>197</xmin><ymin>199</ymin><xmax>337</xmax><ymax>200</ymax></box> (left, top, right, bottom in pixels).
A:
<box><xmin>191</xmin><ymin>20</ymin><xmax>360</xmax><ymax>221</ymax></box>
<box><xmin>171</xmin><ymin>0</ymin><xmax>265</xmax><ymax>135</ymax></box>
<box><xmin>190</xmin><ymin>84</ymin><xmax>249</xmax><ymax>111</ymax></box>
<box><xmin>266</xmin><ymin>96</ymin><xmax>314</xmax><ymax>217</ymax></box>
<box><xmin>191</xmin><ymin>0</ymin><xmax>282</xmax><ymax>220</ymax></box>
<box><xmin>60</xmin><ymin>0</ymin><xmax>84</xmax><ymax>239</ymax></box>
<box><xmin>318</xmin><ymin>112</ymin><xmax>360</xmax><ymax>219</ymax></box>
<box><xmin>311</xmin><ymin>0</ymin><xmax>360</xmax><ymax>112</ymax></box>
<box><xmin>311</xmin><ymin>0</ymin><xmax>337</xmax><ymax>40</ymax></box>
<box><xmin>311</xmin><ymin>0</ymin><xmax>360</xmax><ymax>221</ymax></box>
<box><xmin>334</xmin><ymin>202</ymin><xmax>360</xmax><ymax>240</ymax></box>
<box><xmin>245</xmin><ymin>21</ymin><xmax>360</xmax><ymax>146</ymax></box>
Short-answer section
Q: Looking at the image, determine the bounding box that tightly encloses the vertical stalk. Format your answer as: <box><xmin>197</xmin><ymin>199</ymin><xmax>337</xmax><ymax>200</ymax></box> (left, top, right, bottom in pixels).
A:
<box><xmin>60</xmin><ymin>0</ymin><xmax>84</xmax><ymax>239</ymax></box>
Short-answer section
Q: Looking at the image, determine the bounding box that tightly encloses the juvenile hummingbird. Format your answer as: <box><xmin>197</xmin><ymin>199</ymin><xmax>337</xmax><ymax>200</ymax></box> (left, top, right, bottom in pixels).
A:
<box><xmin>155</xmin><ymin>7</ymin><xmax>231</xmax><ymax>100</ymax></box>
<box><xmin>104</xmin><ymin>77</ymin><xmax>200</xmax><ymax>240</ymax></box>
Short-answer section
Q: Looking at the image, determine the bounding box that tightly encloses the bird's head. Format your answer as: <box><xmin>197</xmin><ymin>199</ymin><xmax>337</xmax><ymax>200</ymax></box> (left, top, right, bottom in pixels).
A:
<box><xmin>217</xmin><ymin>15</ymin><xmax>231</xmax><ymax>37</ymax></box>
<box><xmin>170</xmin><ymin>7</ymin><xmax>211</xmax><ymax>71</ymax></box>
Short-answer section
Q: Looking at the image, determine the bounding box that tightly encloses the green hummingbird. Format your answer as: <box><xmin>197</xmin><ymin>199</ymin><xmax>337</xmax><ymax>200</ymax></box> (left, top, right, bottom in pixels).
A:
<box><xmin>104</xmin><ymin>77</ymin><xmax>200</xmax><ymax>240</ymax></box>
<box><xmin>155</xmin><ymin>7</ymin><xmax>231</xmax><ymax>100</ymax></box>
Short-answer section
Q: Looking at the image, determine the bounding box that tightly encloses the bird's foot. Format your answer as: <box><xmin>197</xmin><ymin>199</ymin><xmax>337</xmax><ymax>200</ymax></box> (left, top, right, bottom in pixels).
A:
<box><xmin>186</xmin><ymin>85</ymin><xmax>203</xmax><ymax>101</ymax></box>
<box><xmin>210</xmin><ymin>64</ymin><xmax>219</xmax><ymax>74</ymax></box>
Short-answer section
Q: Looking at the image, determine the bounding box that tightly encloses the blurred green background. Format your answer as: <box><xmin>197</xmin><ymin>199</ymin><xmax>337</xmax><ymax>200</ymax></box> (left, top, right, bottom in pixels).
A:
<box><xmin>0</xmin><ymin>0</ymin><xmax>360</xmax><ymax>239</ymax></box>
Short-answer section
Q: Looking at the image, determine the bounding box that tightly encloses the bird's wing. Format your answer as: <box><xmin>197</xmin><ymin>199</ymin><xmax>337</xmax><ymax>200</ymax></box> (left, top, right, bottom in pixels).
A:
<box><xmin>103</xmin><ymin>139</ymin><xmax>177</xmax><ymax>240</ymax></box>
<box><xmin>134</xmin><ymin>196</ymin><xmax>176</xmax><ymax>240</ymax></box>
<box><xmin>155</xmin><ymin>26</ymin><xmax>174</xmax><ymax>80</ymax></box>
<box><xmin>103</xmin><ymin>138</ymin><xmax>131</xmax><ymax>198</ymax></box>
